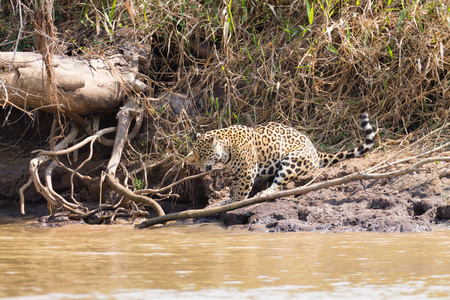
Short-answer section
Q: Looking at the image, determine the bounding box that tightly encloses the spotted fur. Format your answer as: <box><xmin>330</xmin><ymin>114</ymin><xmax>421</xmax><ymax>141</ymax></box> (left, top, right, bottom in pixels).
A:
<box><xmin>192</xmin><ymin>113</ymin><xmax>375</xmax><ymax>202</ymax></box>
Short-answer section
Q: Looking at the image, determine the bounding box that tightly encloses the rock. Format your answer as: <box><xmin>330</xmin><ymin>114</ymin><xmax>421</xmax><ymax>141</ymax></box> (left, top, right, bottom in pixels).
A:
<box><xmin>437</xmin><ymin>205</ymin><xmax>450</xmax><ymax>219</ymax></box>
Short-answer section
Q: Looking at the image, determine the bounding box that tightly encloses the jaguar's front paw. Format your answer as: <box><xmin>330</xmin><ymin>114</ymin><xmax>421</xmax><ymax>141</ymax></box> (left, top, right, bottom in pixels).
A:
<box><xmin>255</xmin><ymin>188</ymin><xmax>276</xmax><ymax>198</ymax></box>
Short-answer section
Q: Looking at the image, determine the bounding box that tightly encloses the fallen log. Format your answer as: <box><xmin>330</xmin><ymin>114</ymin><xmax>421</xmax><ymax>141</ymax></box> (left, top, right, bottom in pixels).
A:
<box><xmin>0</xmin><ymin>52</ymin><xmax>149</xmax><ymax>116</ymax></box>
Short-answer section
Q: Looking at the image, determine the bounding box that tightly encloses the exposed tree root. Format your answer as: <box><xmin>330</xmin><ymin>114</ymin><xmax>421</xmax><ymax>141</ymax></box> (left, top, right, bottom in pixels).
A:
<box><xmin>18</xmin><ymin>99</ymin><xmax>176</xmax><ymax>222</ymax></box>
<box><xmin>105</xmin><ymin>174</ymin><xmax>165</xmax><ymax>217</ymax></box>
<box><xmin>25</xmin><ymin>122</ymin><xmax>82</xmax><ymax>215</ymax></box>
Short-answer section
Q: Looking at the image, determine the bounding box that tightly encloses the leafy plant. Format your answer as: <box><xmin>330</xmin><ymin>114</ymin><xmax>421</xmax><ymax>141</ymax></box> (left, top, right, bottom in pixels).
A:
<box><xmin>305</xmin><ymin>0</ymin><xmax>314</xmax><ymax>25</ymax></box>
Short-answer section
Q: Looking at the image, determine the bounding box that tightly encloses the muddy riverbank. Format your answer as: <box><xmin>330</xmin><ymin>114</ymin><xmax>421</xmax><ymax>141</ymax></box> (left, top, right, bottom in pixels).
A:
<box><xmin>204</xmin><ymin>149</ymin><xmax>450</xmax><ymax>233</ymax></box>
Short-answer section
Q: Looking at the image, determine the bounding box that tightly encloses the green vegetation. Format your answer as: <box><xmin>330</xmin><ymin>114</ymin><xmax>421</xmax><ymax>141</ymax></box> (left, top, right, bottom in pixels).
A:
<box><xmin>1</xmin><ymin>0</ymin><xmax>449</xmax><ymax>155</ymax></box>
<box><xmin>132</xmin><ymin>174</ymin><xmax>144</xmax><ymax>190</ymax></box>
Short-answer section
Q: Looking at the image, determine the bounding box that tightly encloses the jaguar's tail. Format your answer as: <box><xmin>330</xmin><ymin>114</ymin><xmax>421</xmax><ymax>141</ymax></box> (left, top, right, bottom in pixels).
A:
<box><xmin>318</xmin><ymin>113</ymin><xmax>375</xmax><ymax>167</ymax></box>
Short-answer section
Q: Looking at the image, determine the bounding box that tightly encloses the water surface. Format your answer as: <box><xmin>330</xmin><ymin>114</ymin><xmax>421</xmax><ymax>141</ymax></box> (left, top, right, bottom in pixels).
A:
<box><xmin>0</xmin><ymin>222</ymin><xmax>449</xmax><ymax>299</ymax></box>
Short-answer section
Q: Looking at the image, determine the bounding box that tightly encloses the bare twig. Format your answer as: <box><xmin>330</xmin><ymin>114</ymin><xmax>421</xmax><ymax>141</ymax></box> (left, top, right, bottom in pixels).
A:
<box><xmin>366</xmin><ymin>122</ymin><xmax>449</xmax><ymax>173</ymax></box>
<box><xmin>33</xmin><ymin>127</ymin><xmax>117</xmax><ymax>156</ymax></box>
<box><xmin>135</xmin><ymin>170</ymin><xmax>211</xmax><ymax>195</ymax></box>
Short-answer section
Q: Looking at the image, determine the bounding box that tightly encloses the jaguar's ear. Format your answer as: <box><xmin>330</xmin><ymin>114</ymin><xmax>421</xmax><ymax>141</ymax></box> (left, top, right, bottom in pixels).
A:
<box><xmin>192</xmin><ymin>132</ymin><xmax>201</xmax><ymax>142</ymax></box>
<box><xmin>210</xmin><ymin>134</ymin><xmax>218</xmax><ymax>147</ymax></box>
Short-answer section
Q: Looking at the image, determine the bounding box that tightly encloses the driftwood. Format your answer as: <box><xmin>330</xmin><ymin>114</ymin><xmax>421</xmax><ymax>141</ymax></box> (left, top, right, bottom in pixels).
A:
<box><xmin>0</xmin><ymin>52</ymin><xmax>149</xmax><ymax>117</ymax></box>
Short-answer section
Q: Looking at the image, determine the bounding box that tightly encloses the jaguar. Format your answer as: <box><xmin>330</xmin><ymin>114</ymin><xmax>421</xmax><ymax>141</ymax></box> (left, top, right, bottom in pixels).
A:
<box><xmin>192</xmin><ymin>113</ymin><xmax>375</xmax><ymax>202</ymax></box>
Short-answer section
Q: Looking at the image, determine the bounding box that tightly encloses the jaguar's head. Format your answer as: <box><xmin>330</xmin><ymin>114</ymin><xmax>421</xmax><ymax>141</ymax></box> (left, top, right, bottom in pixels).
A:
<box><xmin>192</xmin><ymin>132</ymin><xmax>225</xmax><ymax>171</ymax></box>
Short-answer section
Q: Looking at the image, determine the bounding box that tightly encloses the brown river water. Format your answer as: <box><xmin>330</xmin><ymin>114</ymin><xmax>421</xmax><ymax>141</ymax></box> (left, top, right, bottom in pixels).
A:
<box><xmin>0</xmin><ymin>222</ymin><xmax>449</xmax><ymax>299</ymax></box>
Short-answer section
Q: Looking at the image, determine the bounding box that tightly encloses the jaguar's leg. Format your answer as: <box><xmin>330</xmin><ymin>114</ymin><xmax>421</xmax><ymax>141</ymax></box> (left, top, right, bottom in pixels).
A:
<box><xmin>261</xmin><ymin>151</ymin><xmax>319</xmax><ymax>195</ymax></box>
<box><xmin>231</xmin><ymin>168</ymin><xmax>257</xmax><ymax>202</ymax></box>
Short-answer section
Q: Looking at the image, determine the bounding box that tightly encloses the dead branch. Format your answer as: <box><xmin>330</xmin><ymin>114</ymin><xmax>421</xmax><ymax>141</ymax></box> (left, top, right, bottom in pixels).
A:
<box><xmin>68</xmin><ymin>204</ymin><xmax>148</xmax><ymax>222</ymax></box>
<box><xmin>123</xmin><ymin>153</ymin><xmax>175</xmax><ymax>191</ymax></box>
<box><xmin>130</xmin><ymin>154</ymin><xmax>175</xmax><ymax>175</ymax></box>
<box><xmin>33</xmin><ymin>127</ymin><xmax>117</xmax><ymax>156</ymax></box>
<box><xmin>135</xmin><ymin>156</ymin><xmax>450</xmax><ymax>229</ymax></box>
<box><xmin>135</xmin><ymin>171</ymin><xmax>211</xmax><ymax>195</ymax></box>
<box><xmin>366</xmin><ymin>122</ymin><xmax>449</xmax><ymax>173</ymax></box>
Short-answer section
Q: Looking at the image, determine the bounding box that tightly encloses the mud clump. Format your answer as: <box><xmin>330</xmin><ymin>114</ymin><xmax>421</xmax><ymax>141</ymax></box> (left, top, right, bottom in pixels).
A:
<box><xmin>222</xmin><ymin>196</ymin><xmax>437</xmax><ymax>233</ymax></box>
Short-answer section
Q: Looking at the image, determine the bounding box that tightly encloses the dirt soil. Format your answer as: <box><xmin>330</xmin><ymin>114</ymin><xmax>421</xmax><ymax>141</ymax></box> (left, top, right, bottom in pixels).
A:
<box><xmin>202</xmin><ymin>149</ymin><xmax>450</xmax><ymax>233</ymax></box>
